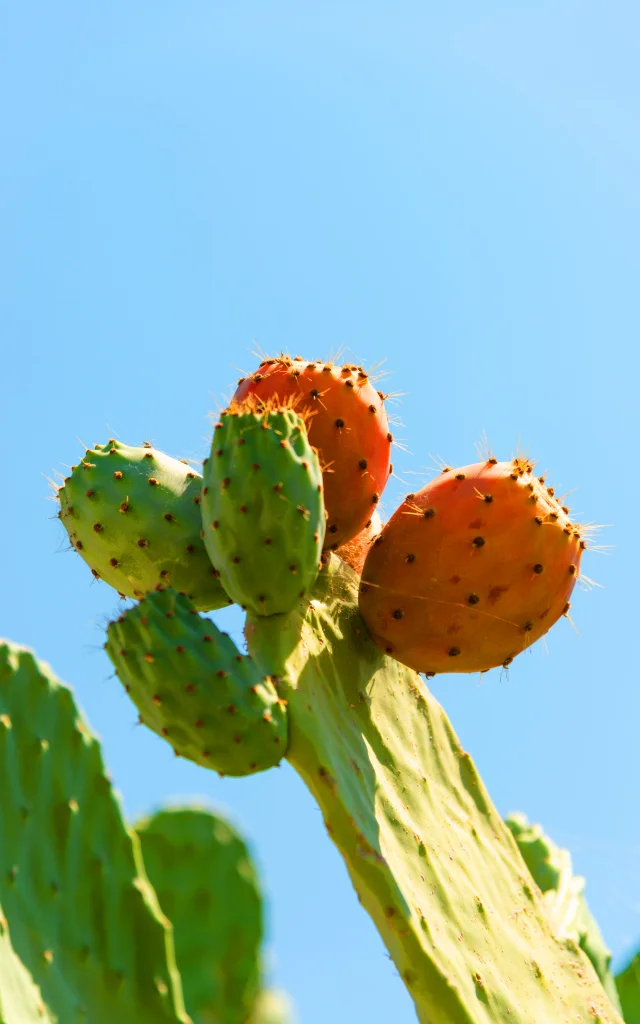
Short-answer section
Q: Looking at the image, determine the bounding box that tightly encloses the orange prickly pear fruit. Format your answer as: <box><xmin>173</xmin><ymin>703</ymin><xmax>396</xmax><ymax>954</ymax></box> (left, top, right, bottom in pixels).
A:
<box><xmin>336</xmin><ymin>510</ymin><xmax>383</xmax><ymax>575</ymax></box>
<box><xmin>233</xmin><ymin>356</ymin><xmax>392</xmax><ymax>548</ymax></box>
<box><xmin>358</xmin><ymin>457</ymin><xmax>585</xmax><ymax>674</ymax></box>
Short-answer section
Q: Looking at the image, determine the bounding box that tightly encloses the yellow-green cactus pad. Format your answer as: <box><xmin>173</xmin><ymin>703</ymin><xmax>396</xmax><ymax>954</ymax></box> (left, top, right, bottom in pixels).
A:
<box><xmin>245</xmin><ymin>556</ymin><xmax>623</xmax><ymax>1024</ymax></box>
<box><xmin>505</xmin><ymin>813</ymin><xmax>621</xmax><ymax>1012</ymax></box>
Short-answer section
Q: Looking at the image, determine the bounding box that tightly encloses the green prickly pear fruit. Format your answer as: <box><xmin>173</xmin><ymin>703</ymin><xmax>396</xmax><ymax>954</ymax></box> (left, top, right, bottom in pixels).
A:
<box><xmin>135</xmin><ymin>808</ymin><xmax>262</xmax><ymax>1024</ymax></box>
<box><xmin>0</xmin><ymin>640</ymin><xmax>189</xmax><ymax>1024</ymax></box>
<box><xmin>105</xmin><ymin>588</ymin><xmax>288</xmax><ymax>775</ymax></box>
<box><xmin>359</xmin><ymin>457</ymin><xmax>585</xmax><ymax>674</ymax></box>
<box><xmin>201</xmin><ymin>400</ymin><xmax>324</xmax><ymax>616</ymax></box>
<box><xmin>57</xmin><ymin>440</ymin><xmax>230</xmax><ymax>611</ymax></box>
<box><xmin>234</xmin><ymin>355</ymin><xmax>392</xmax><ymax>549</ymax></box>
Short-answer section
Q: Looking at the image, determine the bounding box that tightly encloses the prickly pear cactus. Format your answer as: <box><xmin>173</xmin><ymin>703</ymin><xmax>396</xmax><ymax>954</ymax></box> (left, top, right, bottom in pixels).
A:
<box><xmin>106</xmin><ymin>589</ymin><xmax>288</xmax><ymax>775</ymax></box>
<box><xmin>135</xmin><ymin>808</ymin><xmax>263</xmax><ymax>1024</ymax></box>
<box><xmin>202</xmin><ymin>402</ymin><xmax>325</xmax><ymax>615</ymax></box>
<box><xmin>359</xmin><ymin>459</ymin><xmax>584</xmax><ymax>673</ymax></box>
<box><xmin>505</xmin><ymin>813</ymin><xmax>621</xmax><ymax>1013</ymax></box>
<box><xmin>54</xmin><ymin>351</ymin><xmax>620</xmax><ymax>1024</ymax></box>
<box><xmin>234</xmin><ymin>357</ymin><xmax>392</xmax><ymax>548</ymax></box>
<box><xmin>57</xmin><ymin>440</ymin><xmax>230</xmax><ymax>610</ymax></box>
<box><xmin>0</xmin><ymin>640</ymin><xmax>189</xmax><ymax>1024</ymax></box>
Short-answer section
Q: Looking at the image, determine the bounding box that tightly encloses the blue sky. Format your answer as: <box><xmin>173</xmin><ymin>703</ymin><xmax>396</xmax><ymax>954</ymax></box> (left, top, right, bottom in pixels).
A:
<box><xmin>1</xmin><ymin>3</ymin><xmax>639</xmax><ymax>1021</ymax></box>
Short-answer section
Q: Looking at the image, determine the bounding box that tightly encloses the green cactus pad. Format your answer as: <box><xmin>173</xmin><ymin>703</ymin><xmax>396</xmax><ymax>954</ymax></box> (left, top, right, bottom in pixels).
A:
<box><xmin>616</xmin><ymin>950</ymin><xmax>640</xmax><ymax>1023</ymax></box>
<box><xmin>58</xmin><ymin>440</ymin><xmax>230</xmax><ymax>611</ymax></box>
<box><xmin>0</xmin><ymin>906</ymin><xmax>53</xmax><ymax>1024</ymax></box>
<box><xmin>105</xmin><ymin>589</ymin><xmax>288</xmax><ymax>775</ymax></box>
<box><xmin>201</xmin><ymin>405</ymin><xmax>324</xmax><ymax>615</ymax></box>
<box><xmin>135</xmin><ymin>807</ymin><xmax>262</xmax><ymax>1024</ymax></box>
<box><xmin>505</xmin><ymin>814</ymin><xmax>622</xmax><ymax>1013</ymax></box>
<box><xmin>0</xmin><ymin>640</ymin><xmax>189</xmax><ymax>1024</ymax></box>
<box><xmin>246</xmin><ymin>556</ymin><xmax>623</xmax><ymax>1024</ymax></box>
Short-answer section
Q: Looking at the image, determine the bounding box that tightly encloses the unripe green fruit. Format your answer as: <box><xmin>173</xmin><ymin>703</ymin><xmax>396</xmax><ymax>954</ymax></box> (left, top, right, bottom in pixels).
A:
<box><xmin>58</xmin><ymin>440</ymin><xmax>230</xmax><ymax>611</ymax></box>
<box><xmin>201</xmin><ymin>404</ymin><xmax>325</xmax><ymax>615</ymax></box>
<box><xmin>105</xmin><ymin>589</ymin><xmax>288</xmax><ymax>775</ymax></box>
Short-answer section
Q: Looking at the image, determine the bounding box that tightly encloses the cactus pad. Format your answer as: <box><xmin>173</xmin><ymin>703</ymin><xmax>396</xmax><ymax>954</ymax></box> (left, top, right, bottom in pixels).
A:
<box><xmin>135</xmin><ymin>807</ymin><xmax>262</xmax><ymax>1024</ymax></box>
<box><xmin>246</xmin><ymin>556</ymin><xmax>621</xmax><ymax>1024</ymax></box>
<box><xmin>106</xmin><ymin>589</ymin><xmax>288</xmax><ymax>775</ymax></box>
<box><xmin>0</xmin><ymin>640</ymin><xmax>188</xmax><ymax>1024</ymax></box>
<box><xmin>359</xmin><ymin>458</ymin><xmax>584</xmax><ymax>673</ymax></box>
<box><xmin>57</xmin><ymin>440</ymin><xmax>230</xmax><ymax>610</ymax></box>
<box><xmin>234</xmin><ymin>356</ymin><xmax>392</xmax><ymax>548</ymax></box>
<box><xmin>202</xmin><ymin>403</ymin><xmax>324</xmax><ymax>615</ymax></box>
<box><xmin>0</xmin><ymin>908</ymin><xmax>53</xmax><ymax>1024</ymax></box>
<box><xmin>506</xmin><ymin>813</ymin><xmax>621</xmax><ymax>1012</ymax></box>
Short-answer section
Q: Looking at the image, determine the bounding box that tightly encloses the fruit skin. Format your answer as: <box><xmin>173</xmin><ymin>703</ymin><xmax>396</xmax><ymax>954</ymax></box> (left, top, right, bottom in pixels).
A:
<box><xmin>359</xmin><ymin>458</ymin><xmax>583</xmax><ymax>674</ymax></box>
<box><xmin>244</xmin><ymin>555</ymin><xmax>620</xmax><ymax>1024</ymax></box>
<box><xmin>233</xmin><ymin>356</ymin><xmax>392</xmax><ymax>548</ymax></box>
<box><xmin>135</xmin><ymin>807</ymin><xmax>263</xmax><ymax>1024</ymax></box>
<box><xmin>0</xmin><ymin>640</ymin><xmax>189</xmax><ymax>1024</ymax></box>
<box><xmin>201</xmin><ymin>403</ymin><xmax>324</xmax><ymax>616</ymax></box>
<box><xmin>58</xmin><ymin>440</ymin><xmax>230</xmax><ymax>611</ymax></box>
<box><xmin>105</xmin><ymin>588</ymin><xmax>288</xmax><ymax>775</ymax></box>
<box><xmin>505</xmin><ymin>813</ymin><xmax>622</xmax><ymax>1014</ymax></box>
<box><xmin>336</xmin><ymin>510</ymin><xmax>382</xmax><ymax>575</ymax></box>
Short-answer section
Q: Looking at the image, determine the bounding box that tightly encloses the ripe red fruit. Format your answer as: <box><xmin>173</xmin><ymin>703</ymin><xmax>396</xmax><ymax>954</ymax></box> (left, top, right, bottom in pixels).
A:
<box><xmin>234</xmin><ymin>356</ymin><xmax>392</xmax><ymax>548</ymax></box>
<box><xmin>358</xmin><ymin>458</ymin><xmax>584</xmax><ymax>674</ymax></box>
<box><xmin>336</xmin><ymin>510</ymin><xmax>383</xmax><ymax>575</ymax></box>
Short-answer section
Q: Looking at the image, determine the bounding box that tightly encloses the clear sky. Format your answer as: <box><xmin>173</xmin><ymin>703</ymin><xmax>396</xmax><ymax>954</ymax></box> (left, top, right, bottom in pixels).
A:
<box><xmin>2</xmin><ymin>3</ymin><xmax>639</xmax><ymax>1022</ymax></box>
